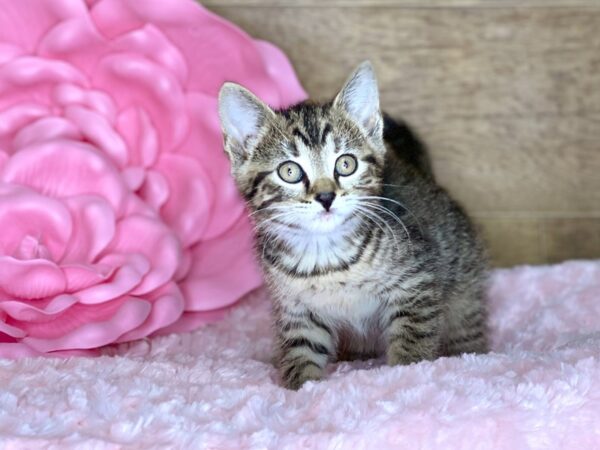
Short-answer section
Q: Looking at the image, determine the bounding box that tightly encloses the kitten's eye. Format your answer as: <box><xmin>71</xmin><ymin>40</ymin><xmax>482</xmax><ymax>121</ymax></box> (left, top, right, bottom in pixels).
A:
<box><xmin>277</xmin><ymin>161</ymin><xmax>304</xmax><ymax>184</ymax></box>
<box><xmin>335</xmin><ymin>154</ymin><xmax>357</xmax><ymax>177</ymax></box>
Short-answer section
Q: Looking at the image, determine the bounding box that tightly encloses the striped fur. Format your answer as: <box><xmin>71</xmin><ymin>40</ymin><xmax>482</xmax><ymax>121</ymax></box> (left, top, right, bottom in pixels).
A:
<box><xmin>219</xmin><ymin>62</ymin><xmax>489</xmax><ymax>390</ymax></box>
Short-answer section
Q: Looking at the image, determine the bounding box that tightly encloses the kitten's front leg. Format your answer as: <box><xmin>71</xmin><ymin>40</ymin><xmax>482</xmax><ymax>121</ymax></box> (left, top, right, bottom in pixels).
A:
<box><xmin>384</xmin><ymin>290</ymin><xmax>442</xmax><ymax>366</ymax></box>
<box><xmin>275</xmin><ymin>307</ymin><xmax>335</xmax><ymax>390</ymax></box>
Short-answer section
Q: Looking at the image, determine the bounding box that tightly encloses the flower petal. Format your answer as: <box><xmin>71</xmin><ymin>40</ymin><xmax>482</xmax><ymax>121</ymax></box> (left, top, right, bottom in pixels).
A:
<box><xmin>177</xmin><ymin>93</ymin><xmax>244</xmax><ymax>240</ymax></box>
<box><xmin>122</xmin><ymin>167</ymin><xmax>145</xmax><ymax>191</ymax></box>
<box><xmin>94</xmin><ymin>53</ymin><xmax>188</xmax><ymax>151</ymax></box>
<box><xmin>139</xmin><ymin>170</ymin><xmax>169</xmax><ymax>212</ymax></box>
<box><xmin>153</xmin><ymin>154</ymin><xmax>212</xmax><ymax>246</ymax></box>
<box><xmin>63</xmin><ymin>263</ymin><xmax>113</xmax><ymax>292</ymax></box>
<box><xmin>88</xmin><ymin>0</ymin><xmax>142</xmax><ymax>39</ymax></box>
<box><xmin>180</xmin><ymin>217</ymin><xmax>262</xmax><ymax>312</ymax></box>
<box><xmin>53</xmin><ymin>83</ymin><xmax>117</xmax><ymax>126</ymax></box>
<box><xmin>0</xmin><ymin>184</ymin><xmax>72</xmax><ymax>261</ymax></box>
<box><xmin>37</xmin><ymin>15</ymin><xmax>107</xmax><ymax>75</ymax></box>
<box><xmin>1</xmin><ymin>140</ymin><xmax>128</xmax><ymax>216</ymax></box>
<box><xmin>20</xmin><ymin>297</ymin><xmax>151</xmax><ymax>352</ymax></box>
<box><xmin>0</xmin><ymin>0</ymin><xmax>309</xmax><ymax>355</ymax></box>
<box><xmin>116</xmin><ymin>107</ymin><xmax>158</xmax><ymax>168</ymax></box>
<box><xmin>0</xmin><ymin>102</ymin><xmax>49</xmax><ymax>147</ymax></box>
<box><xmin>0</xmin><ymin>256</ymin><xmax>66</xmax><ymax>300</ymax></box>
<box><xmin>76</xmin><ymin>253</ymin><xmax>149</xmax><ymax>304</ymax></box>
<box><xmin>112</xmin><ymin>24</ymin><xmax>188</xmax><ymax>85</ymax></box>
<box><xmin>13</xmin><ymin>116</ymin><xmax>82</xmax><ymax>150</ymax></box>
<box><xmin>0</xmin><ymin>43</ymin><xmax>24</xmax><ymax>66</ymax></box>
<box><xmin>0</xmin><ymin>321</ymin><xmax>26</xmax><ymax>339</ymax></box>
<box><xmin>0</xmin><ymin>151</ymin><xmax>7</xmax><ymax>172</ymax></box>
<box><xmin>0</xmin><ymin>343</ymin><xmax>43</xmax><ymax>358</ymax></box>
<box><xmin>174</xmin><ymin>247</ymin><xmax>192</xmax><ymax>282</ymax></box>
<box><xmin>254</xmin><ymin>40</ymin><xmax>308</xmax><ymax>106</ymax></box>
<box><xmin>0</xmin><ymin>0</ymin><xmax>87</xmax><ymax>52</ymax></box>
<box><xmin>0</xmin><ymin>56</ymin><xmax>88</xmax><ymax>150</ymax></box>
<box><xmin>0</xmin><ymin>294</ymin><xmax>78</xmax><ymax>322</ymax></box>
<box><xmin>95</xmin><ymin>0</ymin><xmax>264</xmax><ymax>95</ymax></box>
<box><xmin>116</xmin><ymin>282</ymin><xmax>184</xmax><ymax>342</ymax></box>
<box><xmin>64</xmin><ymin>195</ymin><xmax>116</xmax><ymax>264</ymax></box>
<box><xmin>63</xmin><ymin>104</ymin><xmax>128</xmax><ymax>167</ymax></box>
<box><xmin>155</xmin><ymin>309</ymin><xmax>229</xmax><ymax>336</ymax></box>
<box><xmin>101</xmin><ymin>0</ymin><xmax>305</xmax><ymax>103</ymax></box>
<box><xmin>105</xmin><ymin>215</ymin><xmax>181</xmax><ymax>296</ymax></box>
<box><xmin>0</xmin><ymin>56</ymin><xmax>87</xmax><ymax>96</ymax></box>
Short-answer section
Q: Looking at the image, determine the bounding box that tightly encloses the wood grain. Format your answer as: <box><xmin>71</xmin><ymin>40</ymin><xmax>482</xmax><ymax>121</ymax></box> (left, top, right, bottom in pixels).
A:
<box><xmin>426</xmin><ymin>115</ymin><xmax>600</xmax><ymax>213</ymax></box>
<box><xmin>543</xmin><ymin>218</ymin><xmax>600</xmax><ymax>263</ymax></box>
<box><xmin>206</xmin><ymin>2</ymin><xmax>600</xmax><ymax>265</ymax></box>
<box><xmin>210</xmin><ymin>7</ymin><xmax>600</xmax><ymax>118</ymax></box>
<box><xmin>475</xmin><ymin>217</ymin><xmax>545</xmax><ymax>266</ymax></box>
<box><xmin>204</xmin><ymin>1</ymin><xmax>600</xmax><ymax>8</ymax></box>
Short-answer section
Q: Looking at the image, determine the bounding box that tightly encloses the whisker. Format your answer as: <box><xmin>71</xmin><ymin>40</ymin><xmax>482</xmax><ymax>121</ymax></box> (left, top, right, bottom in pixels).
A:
<box><xmin>381</xmin><ymin>183</ymin><xmax>409</xmax><ymax>189</ymax></box>
<box><xmin>248</xmin><ymin>204</ymin><xmax>309</xmax><ymax>219</ymax></box>
<box><xmin>254</xmin><ymin>210</ymin><xmax>304</xmax><ymax>261</ymax></box>
<box><xmin>254</xmin><ymin>211</ymin><xmax>300</xmax><ymax>230</ymax></box>
<box><xmin>358</xmin><ymin>195</ymin><xmax>424</xmax><ymax>236</ymax></box>
<box><xmin>259</xmin><ymin>224</ymin><xmax>289</xmax><ymax>261</ymax></box>
<box><xmin>352</xmin><ymin>205</ymin><xmax>401</xmax><ymax>255</ymax></box>
<box><xmin>358</xmin><ymin>201</ymin><xmax>412</xmax><ymax>252</ymax></box>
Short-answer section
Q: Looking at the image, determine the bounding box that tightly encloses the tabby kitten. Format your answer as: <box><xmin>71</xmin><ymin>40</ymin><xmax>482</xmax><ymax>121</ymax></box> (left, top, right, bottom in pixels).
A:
<box><xmin>218</xmin><ymin>62</ymin><xmax>488</xmax><ymax>390</ymax></box>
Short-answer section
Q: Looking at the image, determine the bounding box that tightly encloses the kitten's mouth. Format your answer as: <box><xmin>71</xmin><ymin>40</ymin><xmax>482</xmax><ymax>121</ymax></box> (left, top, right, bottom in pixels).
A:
<box><xmin>318</xmin><ymin>210</ymin><xmax>335</xmax><ymax>219</ymax></box>
<box><xmin>300</xmin><ymin>208</ymin><xmax>357</xmax><ymax>234</ymax></box>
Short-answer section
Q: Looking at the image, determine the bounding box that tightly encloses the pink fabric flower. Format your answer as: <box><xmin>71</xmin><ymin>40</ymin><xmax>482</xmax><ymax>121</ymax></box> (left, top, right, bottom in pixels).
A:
<box><xmin>0</xmin><ymin>0</ymin><xmax>307</xmax><ymax>357</ymax></box>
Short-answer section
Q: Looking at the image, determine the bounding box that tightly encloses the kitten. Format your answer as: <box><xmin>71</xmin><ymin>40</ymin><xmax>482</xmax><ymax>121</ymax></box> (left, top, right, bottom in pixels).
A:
<box><xmin>218</xmin><ymin>62</ymin><xmax>488</xmax><ymax>390</ymax></box>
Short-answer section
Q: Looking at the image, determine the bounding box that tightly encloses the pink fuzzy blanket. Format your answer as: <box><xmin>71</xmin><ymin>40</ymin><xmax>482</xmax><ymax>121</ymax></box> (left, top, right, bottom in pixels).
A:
<box><xmin>1</xmin><ymin>260</ymin><xmax>599</xmax><ymax>449</ymax></box>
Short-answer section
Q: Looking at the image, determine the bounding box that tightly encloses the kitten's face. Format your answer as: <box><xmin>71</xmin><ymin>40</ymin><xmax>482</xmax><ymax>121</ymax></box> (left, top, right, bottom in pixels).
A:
<box><xmin>219</xmin><ymin>62</ymin><xmax>384</xmax><ymax>236</ymax></box>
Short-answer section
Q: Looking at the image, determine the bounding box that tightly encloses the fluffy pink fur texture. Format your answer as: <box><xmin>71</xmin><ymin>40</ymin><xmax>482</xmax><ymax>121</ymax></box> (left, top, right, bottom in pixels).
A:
<box><xmin>1</xmin><ymin>260</ymin><xmax>599</xmax><ymax>449</ymax></box>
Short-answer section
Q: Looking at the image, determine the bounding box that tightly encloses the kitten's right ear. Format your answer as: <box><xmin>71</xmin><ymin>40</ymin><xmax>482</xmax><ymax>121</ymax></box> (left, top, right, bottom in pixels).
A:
<box><xmin>218</xmin><ymin>82</ymin><xmax>274</xmax><ymax>168</ymax></box>
<box><xmin>333</xmin><ymin>61</ymin><xmax>383</xmax><ymax>145</ymax></box>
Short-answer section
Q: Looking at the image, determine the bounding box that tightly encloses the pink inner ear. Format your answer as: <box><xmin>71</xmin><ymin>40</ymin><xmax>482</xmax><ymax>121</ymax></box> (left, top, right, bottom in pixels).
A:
<box><xmin>219</xmin><ymin>85</ymin><xmax>265</xmax><ymax>147</ymax></box>
<box><xmin>334</xmin><ymin>63</ymin><xmax>381</xmax><ymax>136</ymax></box>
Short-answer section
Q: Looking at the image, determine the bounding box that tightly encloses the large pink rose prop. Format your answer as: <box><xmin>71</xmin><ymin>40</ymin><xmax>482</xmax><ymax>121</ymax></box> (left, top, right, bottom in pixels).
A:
<box><xmin>0</xmin><ymin>0</ymin><xmax>306</xmax><ymax>357</ymax></box>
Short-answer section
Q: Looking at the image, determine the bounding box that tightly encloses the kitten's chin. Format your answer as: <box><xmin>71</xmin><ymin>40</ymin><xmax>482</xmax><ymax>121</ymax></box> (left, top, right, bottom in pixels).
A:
<box><xmin>303</xmin><ymin>209</ymin><xmax>355</xmax><ymax>234</ymax></box>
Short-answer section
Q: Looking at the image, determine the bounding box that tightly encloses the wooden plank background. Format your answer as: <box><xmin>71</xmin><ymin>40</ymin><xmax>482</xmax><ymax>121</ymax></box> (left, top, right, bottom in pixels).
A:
<box><xmin>205</xmin><ymin>0</ymin><xmax>600</xmax><ymax>267</ymax></box>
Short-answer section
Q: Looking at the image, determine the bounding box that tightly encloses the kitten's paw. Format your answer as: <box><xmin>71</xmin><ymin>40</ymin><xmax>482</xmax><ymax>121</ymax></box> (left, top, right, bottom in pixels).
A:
<box><xmin>387</xmin><ymin>351</ymin><xmax>419</xmax><ymax>367</ymax></box>
<box><xmin>387</xmin><ymin>347</ymin><xmax>435</xmax><ymax>366</ymax></box>
<box><xmin>387</xmin><ymin>336</ymin><xmax>439</xmax><ymax>366</ymax></box>
<box><xmin>281</xmin><ymin>361</ymin><xmax>323</xmax><ymax>390</ymax></box>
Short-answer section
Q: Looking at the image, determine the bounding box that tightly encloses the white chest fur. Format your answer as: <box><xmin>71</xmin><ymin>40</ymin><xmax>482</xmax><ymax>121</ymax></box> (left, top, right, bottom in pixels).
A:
<box><xmin>275</xmin><ymin>226</ymin><xmax>360</xmax><ymax>275</ymax></box>
<box><xmin>265</xmin><ymin>224</ymin><xmax>400</xmax><ymax>333</ymax></box>
<box><xmin>272</xmin><ymin>263</ymin><xmax>387</xmax><ymax>334</ymax></box>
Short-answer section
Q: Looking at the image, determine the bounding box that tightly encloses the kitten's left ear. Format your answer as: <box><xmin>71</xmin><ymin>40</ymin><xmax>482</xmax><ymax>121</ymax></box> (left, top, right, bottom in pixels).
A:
<box><xmin>333</xmin><ymin>61</ymin><xmax>383</xmax><ymax>144</ymax></box>
<box><xmin>218</xmin><ymin>82</ymin><xmax>275</xmax><ymax>170</ymax></box>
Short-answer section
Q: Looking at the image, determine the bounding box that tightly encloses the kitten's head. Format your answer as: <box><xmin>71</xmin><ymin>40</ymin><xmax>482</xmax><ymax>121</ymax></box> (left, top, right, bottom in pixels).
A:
<box><xmin>218</xmin><ymin>61</ymin><xmax>384</xmax><ymax>235</ymax></box>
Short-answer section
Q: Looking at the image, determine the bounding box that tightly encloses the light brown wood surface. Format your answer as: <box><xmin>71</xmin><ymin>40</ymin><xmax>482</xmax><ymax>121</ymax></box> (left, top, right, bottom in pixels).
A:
<box><xmin>206</xmin><ymin>0</ymin><xmax>600</xmax><ymax>266</ymax></box>
<box><xmin>205</xmin><ymin>1</ymin><xmax>600</xmax><ymax>7</ymax></box>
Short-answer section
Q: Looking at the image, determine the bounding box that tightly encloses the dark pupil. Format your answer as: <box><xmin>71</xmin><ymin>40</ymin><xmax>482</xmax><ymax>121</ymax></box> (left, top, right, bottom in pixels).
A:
<box><xmin>343</xmin><ymin>160</ymin><xmax>348</xmax><ymax>168</ymax></box>
<box><xmin>288</xmin><ymin>168</ymin><xmax>293</xmax><ymax>176</ymax></box>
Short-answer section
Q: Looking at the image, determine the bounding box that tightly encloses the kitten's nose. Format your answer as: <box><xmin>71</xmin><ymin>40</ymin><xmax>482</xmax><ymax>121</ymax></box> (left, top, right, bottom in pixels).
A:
<box><xmin>315</xmin><ymin>192</ymin><xmax>336</xmax><ymax>211</ymax></box>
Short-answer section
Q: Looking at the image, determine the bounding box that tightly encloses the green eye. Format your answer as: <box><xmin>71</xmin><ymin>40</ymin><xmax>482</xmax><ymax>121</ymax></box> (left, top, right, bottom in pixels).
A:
<box><xmin>277</xmin><ymin>161</ymin><xmax>304</xmax><ymax>183</ymax></box>
<box><xmin>335</xmin><ymin>154</ymin><xmax>357</xmax><ymax>176</ymax></box>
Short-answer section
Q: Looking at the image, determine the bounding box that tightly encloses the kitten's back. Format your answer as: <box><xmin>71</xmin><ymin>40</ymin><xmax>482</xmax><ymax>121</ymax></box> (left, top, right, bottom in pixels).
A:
<box><xmin>381</xmin><ymin>116</ymin><xmax>489</xmax><ymax>357</ymax></box>
<box><xmin>383</xmin><ymin>114</ymin><xmax>434</xmax><ymax>179</ymax></box>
